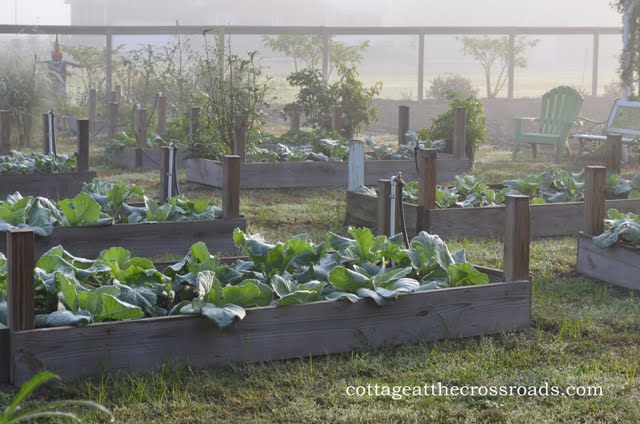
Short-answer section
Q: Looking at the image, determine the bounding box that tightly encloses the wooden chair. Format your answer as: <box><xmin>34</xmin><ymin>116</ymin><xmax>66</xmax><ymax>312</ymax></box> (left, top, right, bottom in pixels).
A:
<box><xmin>512</xmin><ymin>86</ymin><xmax>584</xmax><ymax>162</ymax></box>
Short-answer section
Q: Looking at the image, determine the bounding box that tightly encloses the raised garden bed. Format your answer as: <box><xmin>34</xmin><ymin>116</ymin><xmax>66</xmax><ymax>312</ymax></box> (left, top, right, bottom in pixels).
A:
<box><xmin>106</xmin><ymin>147</ymin><xmax>189</xmax><ymax>170</ymax></box>
<box><xmin>576</xmin><ymin>166</ymin><xmax>640</xmax><ymax>290</ymax></box>
<box><xmin>0</xmin><ymin>155</ymin><xmax>246</xmax><ymax>258</ymax></box>
<box><xmin>187</xmin><ymin>141</ymin><xmax>470</xmax><ymax>189</ymax></box>
<box><xmin>0</xmin><ymin>120</ymin><xmax>96</xmax><ymax>199</ymax></box>
<box><xmin>0</xmin><ymin>196</ymin><xmax>531</xmax><ymax>385</ymax></box>
<box><xmin>346</xmin><ymin>151</ymin><xmax>640</xmax><ymax>239</ymax></box>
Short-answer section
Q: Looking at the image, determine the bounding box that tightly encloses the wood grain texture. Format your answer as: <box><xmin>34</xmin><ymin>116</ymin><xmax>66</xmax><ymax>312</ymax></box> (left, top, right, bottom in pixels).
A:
<box><xmin>106</xmin><ymin>148</ymin><xmax>189</xmax><ymax>170</ymax></box>
<box><xmin>76</xmin><ymin>120</ymin><xmax>90</xmax><ymax>173</ymax></box>
<box><xmin>419</xmin><ymin>149</ymin><xmax>437</xmax><ymax>210</ymax></box>
<box><xmin>577</xmin><ymin>233</ymin><xmax>640</xmax><ymax>290</ymax></box>
<box><xmin>157</xmin><ymin>94</ymin><xmax>167</xmax><ymax>134</ymax></box>
<box><xmin>10</xmin><ymin>280</ymin><xmax>530</xmax><ymax>384</ymax></box>
<box><xmin>377</xmin><ymin>180</ymin><xmax>391</xmax><ymax>236</ymax></box>
<box><xmin>0</xmin><ymin>171</ymin><xmax>97</xmax><ymax>199</ymax></box>
<box><xmin>223</xmin><ymin>156</ymin><xmax>241</xmax><ymax>219</ymax></box>
<box><xmin>398</xmin><ymin>105</ymin><xmax>410</xmax><ymax>145</ymax></box>
<box><xmin>0</xmin><ymin>110</ymin><xmax>10</xmax><ymax>155</ymax></box>
<box><xmin>347</xmin><ymin>190</ymin><xmax>640</xmax><ymax>239</ymax></box>
<box><xmin>7</xmin><ymin>229</ymin><xmax>35</xmax><ymax>332</ymax></box>
<box><xmin>233</xmin><ymin>115</ymin><xmax>248</xmax><ymax>162</ymax></box>
<box><xmin>187</xmin><ymin>155</ymin><xmax>469</xmax><ymax>189</ymax></box>
<box><xmin>504</xmin><ymin>196</ymin><xmax>530</xmax><ymax>282</ymax></box>
<box><xmin>0</xmin><ymin>323</ymin><xmax>9</xmax><ymax>384</ymax></box>
<box><xmin>0</xmin><ymin>219</ymin><xmax>246</xmax><ymax>258</ymax></box>
<box><xmin>584</xmin><ymin>166</ymin><xmax>607</xmax><ymax>236</ymax></box>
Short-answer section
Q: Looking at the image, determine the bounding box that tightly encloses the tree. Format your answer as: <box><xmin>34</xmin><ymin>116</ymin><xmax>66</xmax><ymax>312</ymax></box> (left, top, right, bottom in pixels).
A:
<box><xmin>459</xmin><ymin>35</ymin><xmax>539</xmax><ymax>98</ymax></box>
<box><xmin>262</xmin><ymin>34</ymin><xmax>369</xmax><ymax>77</ymax></box>
<box><xmin>613</xmin><ymin>0</ymin><xmax>640</xmax><ymax>98</ymax></box>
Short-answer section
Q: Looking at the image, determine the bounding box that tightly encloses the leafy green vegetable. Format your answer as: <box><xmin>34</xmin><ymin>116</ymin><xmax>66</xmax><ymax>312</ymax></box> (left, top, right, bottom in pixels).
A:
<box><xmin>0</xmin><ymin>192</ymin><xmax>62</xmax><ymax>236</ymax></box>
<box><xmin>58</xmin><ymin>193</ymin><xmax>113</xmax><ymax>227</ymax></box>
<box><xmin>0</xmin><ymin>151</ymin><xmax>77</xmax><ymax>175</ymax></box>
<box><xmin>594</xmin><ymin>209</ymin><xmax>640</xmax><ymax>249</ymax></box>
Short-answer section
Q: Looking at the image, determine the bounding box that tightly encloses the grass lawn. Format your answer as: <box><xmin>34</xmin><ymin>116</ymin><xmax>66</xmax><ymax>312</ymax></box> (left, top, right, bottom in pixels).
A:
<box><xmin>1</xmin><ymin>140</ymin><xmax>639</xmax><ymax>423</ymax></box>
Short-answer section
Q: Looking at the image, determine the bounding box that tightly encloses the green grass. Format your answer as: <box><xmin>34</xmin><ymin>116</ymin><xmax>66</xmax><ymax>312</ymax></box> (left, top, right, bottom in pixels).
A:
<box><xmin>2</xmin><ymin>138</ymin><xmax>640</xmax><ymax>423</ymax></box>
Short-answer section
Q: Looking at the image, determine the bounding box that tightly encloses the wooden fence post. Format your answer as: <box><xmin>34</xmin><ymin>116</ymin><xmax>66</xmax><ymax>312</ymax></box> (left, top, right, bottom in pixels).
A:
<box><xmin>584</xmin><ymin>166</ymin><xmax>607</xmax><ymax>236</ymax></box>
<box><xmin>7</xmin><ymin>229</ymin><xmax>35</xmax><ymax>332</ymax></box>
<box><xmin>110</xmin><ymin>90</ymin><xmax>117</xmax><ymax>103</ymax></box>
<box><xmin>398</xmin><ymin>106</ymin><xmax>410</xmax><ymax>145</ymax></box>
<box><xmin>348</xmin><ymin>140</ymin><xmax>365</xmax><ymax>191</ymax></box>
<box><xmin>289</xmin><ymin>110</ymin><xmax>301</xmax><ymax>132</ymax></box>
<box><xmin>0</xmin><ymin>110</ymin><xmax>10</xmax><ymax>155</ymax></box>
<box><xmin>453</xmin><ymin>107</ymin><xmax>466</xmax><ymax>160</ymax></box>
<box><xmin>135</xmin><ymin>108</ymin><xmax>148</xmax><ymax>168</ymax></box>
<box><xmin>376</xmin><ymin>179</ymin><xmax>391</xmax><ymax>236</ymax></box>
<box><xmin>504</xmin><ymin>195</ymin><xmax>530</xmax><ymax>282</ymax></box>
<box><xmin>189</xmin><ymin>107</ymin><xmax>200</xmax><ymax>144</ymax></box>
<box><xmin>331</xmin><ymin>106</ymin><xmax>343</xmax><ymax>135</ymax></box>
<box><xmin>160</xmin><ymin>147</ymin><xmax>170</xmax><ymax>204</ymax></box>
<box><xmin>606</xmin><ymin>133</ymin><xmax>622</xmax><ymax>174</ymax></box>
<box><xmin>157</xmin><ymin>92</ymin><xmax>167</xmax><ymax>134</ymax></box>
<box><xmin>76</xmin><ymin>119</ymin><xmax>90</xmax><ymax>173</ymax></box>
<box><xmin>7</xmin><ymin>228</ymin><xmax>35</xmax><ymax>385</ymax></box>
<box><xmin>108</xmin><ymin>102</ymin><xmax>118</xmax><ymax>140</ymax></box>
<box><xmin>418</xmin><ymin>149</ymin><xmax>437</xmax><ymax>210</ymax></box>
<box><xmin>223</xmin><ymin>155</ymin><xmax>241</xmax><ymax>219</ymax></box>
<box><xmin>233</xmin><ymin>115</ymin><xmax>248</xmax><ymax>162</ymax></box>
<box><xmin>89</xmin><ymin>87</ymin><xmax>97</xmax><ymax>123</ymax></box>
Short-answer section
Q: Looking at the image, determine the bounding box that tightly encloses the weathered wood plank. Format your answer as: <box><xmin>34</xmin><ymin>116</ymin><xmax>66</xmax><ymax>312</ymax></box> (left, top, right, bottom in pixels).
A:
<box><xmin>106</xmin><ymin>148</ymin><xmax>189</xmax><ymax>170</ymax></box>
<box><xmin>347</xmin><ymin>192</ymin><xmax>640</xmax><ymax>240</ymax></box>
<box><xmin>0</xmin><ymin>218</ymin><xmax>246</xmax><ymax>258</ymax></box>
<box><xmin>187</xmin><ymin>155</ymin><xmax>469</xmax><ymax>189</ymax></box>
<box><xmin>0</xmin><ymin>171</ymin><xmax>97</xmax><ymax>199</ymax></box>
<box><xmin>0</xmin><ymin>323</ymin><xmax>9</xmax><ymax>384</ymax></box>
<box><xmin>576</xmin><ymin>234</ymin><xmax>640</xmax><ymax>290</ymax></box>
<box><xmin>11</xmin><ymin>280</ymin><xmax>530</xmax><ymax>384</ymax></box>
<box><xmin>584</xmin><ymin>166</ymin><xmax>606</xmax><ymax>236</ymax></box>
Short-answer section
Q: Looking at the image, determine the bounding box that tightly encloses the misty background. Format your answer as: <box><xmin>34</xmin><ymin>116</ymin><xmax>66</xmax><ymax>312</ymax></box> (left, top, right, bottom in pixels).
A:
<box><xmin>0</xmin><ymin>0</ymin><xmax>625</xmax><ymax>99</ymax></box>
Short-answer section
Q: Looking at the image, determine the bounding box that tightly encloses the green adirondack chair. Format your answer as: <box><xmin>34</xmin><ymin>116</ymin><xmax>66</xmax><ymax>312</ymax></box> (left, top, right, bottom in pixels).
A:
<box><xmin>512</xmin><ymin>86</ymin><xmax>584</xmax><ymax>162</ymax></box>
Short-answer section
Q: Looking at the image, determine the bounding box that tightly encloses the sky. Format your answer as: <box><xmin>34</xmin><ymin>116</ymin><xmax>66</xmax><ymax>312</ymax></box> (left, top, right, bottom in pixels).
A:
<box><xmin>0</xmin><ymin>0</ymin><xmax>623</xmax><ymax>26</ymax></box>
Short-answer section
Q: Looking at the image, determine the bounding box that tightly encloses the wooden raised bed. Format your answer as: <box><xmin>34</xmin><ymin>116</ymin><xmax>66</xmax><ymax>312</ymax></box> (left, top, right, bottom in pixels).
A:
<box><xmin>0</xmin><ymin>196</ymin><xmax>532</xmax><ymax>385</ymax></box>
<box><xmin>106</xmin><ymin>147</ymin><xmax>189</xmax><ymax>170</ymax></box>
<box><xmin>576</xmin><ymin>166</ymin><xmax>640</xmax><ymax>290</ymax></box>
<box><xmin>187</xmin><ymin>140</ymin><xmax>470</xmax><ymax>189</ymax></box>
<box><xmin>346</xmin><ymin>150</ymin><xmax>640</xmax><ymax>239</ymax></box>
<box><xmin>0</xmin><ymin>120</ymin><xmax>96</xmax><ymax>199</ymax></box>
<box><xmin>0</xmin><ymin>155</ymin><xmax>246</xmax><ymax>258</ymax></box>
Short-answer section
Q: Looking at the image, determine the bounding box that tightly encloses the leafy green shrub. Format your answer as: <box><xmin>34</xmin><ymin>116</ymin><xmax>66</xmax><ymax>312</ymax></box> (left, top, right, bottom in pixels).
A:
<box><xmin>285</xmin><ymin>65</ymin><xmax>381</xmax><ymax>139</ymax></box>
<box><xmin>417</xmin><ymin>91</ymin><xmax>487</xmax><ymax>161</ymax></box>
<box><xmin>427</xmin><ymin>74</ymin><xmax>479</xmax><ymax>100</ymax></box>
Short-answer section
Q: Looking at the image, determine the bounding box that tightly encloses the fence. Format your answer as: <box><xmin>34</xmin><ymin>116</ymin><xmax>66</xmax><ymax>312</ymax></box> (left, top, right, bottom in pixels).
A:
<box><xmin>0</xmin><ymin>24</ymin><xmax>621</xmax><ymax>101</ymax></box>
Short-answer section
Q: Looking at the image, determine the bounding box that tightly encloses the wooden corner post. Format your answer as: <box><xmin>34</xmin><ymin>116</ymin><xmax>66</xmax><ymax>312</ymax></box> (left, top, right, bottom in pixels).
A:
<box><xmin>504</xmin><ymin>195</ymin><xmax>530</xmax><ymax>282</ymax></box>
<box><xmin>398</xmin><ymin>106</ymin><xmax>410</xmax><ymax>145</ymax></box>
<box><xmin>418</xmin><ymin>148</ymin><xmax>437</xmax><ymax>211</ymax></box>
<box><xmin>233</xmin><ymin>115</ymin><xmax>248</xmax><ymax>162</ymax></box>
<box><xmin>453</xmin><ymin>107</ymin><xmax>466</xmax><ymax>160</ymax></box>
<box><xmin>348</xmin><ymin>140</ymin><xmax>365</xmax><ymax>191</ymax></box>
<box><xmin>0</xmin><ymin>110</ymin><xmax>10</xmax><ymax>155</ymax></box>
<box><xmin>606</xmin><ymin>134</ymin><xmax>622</xmax><ymax>175</ymax></box>
<box><xmin>223</xmin><ymin>155</ymin><xmax>241</xmax><ymax>219</ymax></box>
<box><xmin>135</xmin><ymin>108</ymin><xmax>148</xmax><ymax>168</ymax></box>
<box><xmin>7</xmin><ymin>229</ymin><xmax>35</xmax><ymax>385</ymax></box>
<box><xmin>376</xmin><ymin>179</ymin><xmax>391</xmax><ymax>236</ymax></box>
<box><xmin>584</xmin><ymin>166</ymin><xmax>607</xmax><ymax>236</ymax></box>
<box><xmin>76</xmin><ymin>119</ymin><xmax>90</xmax><ymax>173</ymax></box>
